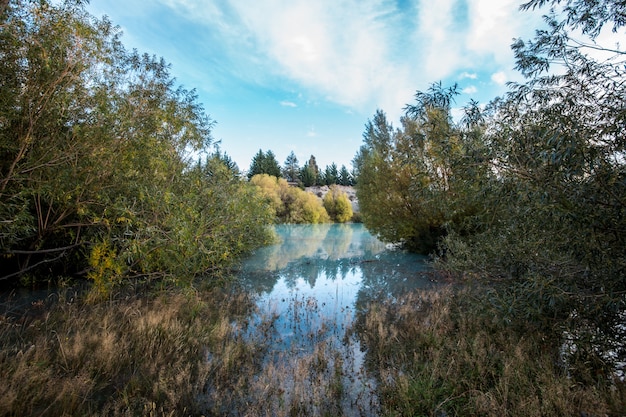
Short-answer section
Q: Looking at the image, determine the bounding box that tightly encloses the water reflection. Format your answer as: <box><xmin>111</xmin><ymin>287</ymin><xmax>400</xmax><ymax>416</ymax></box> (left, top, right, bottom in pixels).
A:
<box><xmin>233</xmin><ymin>224</ymin><xmax>435</xmax><ymax>415</ymax></box>
<box><xmin>238</xmin><ymin>223</ymin><xmax>434</xmax><ymax>305</ymax></box>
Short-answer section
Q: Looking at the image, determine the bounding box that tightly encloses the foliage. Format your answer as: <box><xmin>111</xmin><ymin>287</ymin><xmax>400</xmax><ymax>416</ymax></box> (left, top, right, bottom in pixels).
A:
<box><xmin>298</xmin><ymin>154</ymin><xmax>321</xmax><ymax>186</ymax></box>
<box><xmin>354</xmin><ymin>0</ymin><xmax>626</xmax><ymax>380</ymax></box>
<box><xmin>250</xmin><ymin>174</ymin><xmax>330</xmax><ymax>224</ymax></box>
<box><xmin>0</xmin><ymin>0</ymin><xmax>273</xmax><ymax>291</ymax></box>
<box><xmin>354</xmin><ymin>288</ymin><xmax>625</xmax><ymax>417</ymax></box>
<box><xmin>354</xmin><ymin>89</ymin><xmax>489</xmax><ymax>253</ymax></box>
<box><xmin>321</xmin><ymin>162</ymin><xmax>339</xmax><ymax>186</ymax></box>
<box><xmin>282</xmin><ymin>150</ymin><xmax>300</xmax><ymax>183</ymax></box>
<box><xmin>299</xmin><ymin>162</ymin><xmax>317</xmax><ymax>187</ymax></box>
<box><xmin>247</xmin><ymin>149</ymin><xmax>282</xmax><ymax>179</ymax></box>
<box><xmin>439</xmin><ymin>0</ymin><xmax>626</xmax><ymax>373</ymax></box>
<box><xmin>323</xmin><ymin>185</ymin><xmax>353</xmax><ymax>223</ymax></box>
<box><xmin>338</xmin><ymin>164</ymin><xmax>353</xmax><ymax>186</ymax></box>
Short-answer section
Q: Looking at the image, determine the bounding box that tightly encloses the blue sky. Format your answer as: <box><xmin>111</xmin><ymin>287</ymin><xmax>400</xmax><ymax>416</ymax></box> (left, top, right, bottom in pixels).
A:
<box><xmin>85</xmin><ymin>0</ymin><xmax>544</xmax><ymax>172</ymax></box>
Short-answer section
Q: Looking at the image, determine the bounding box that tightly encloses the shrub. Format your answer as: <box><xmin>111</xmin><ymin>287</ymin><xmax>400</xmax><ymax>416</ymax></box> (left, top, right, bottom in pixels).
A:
<box><xmin>323</xmin><ymin>185</ymin><xmax>353</xmax><ymax>223</ymax></box>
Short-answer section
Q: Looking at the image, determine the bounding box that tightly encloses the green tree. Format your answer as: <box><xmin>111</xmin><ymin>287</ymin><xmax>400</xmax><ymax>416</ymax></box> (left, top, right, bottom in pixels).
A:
<box><xmin>323</xmin><ymin>163</ymin><xmax>339</xmax><ymax>185</ymax></box>
<box><xmin>338</xmin><ymin>165</ymin><xmax>352</xmax><ymax>186</ymax></box>
<box><xmin>282</xmin><ymin>151</ymin><xmax>300</xmax><ymax>182</ymax></box>
<box><xmin>355</xmin><ymin>90</ymin><xmax>488</xmax><ymax>253</ymax></box>
<box><xmin>248</xmin><ymin>149</ymin><xmax>281</xmax><ymax>179</ymax></box>
<box><xmin>299</xmin><ymin>162</ymin><xmax>317</xmax><ymax>187</ymax></box>
<box><xmin>437</xmin><ymin>0</ymin><xmax>626</xmax><ymax>380</ymax></box>
<box><xmin>308</xmin><ymin>155</ymin><xmax>320</xmax><ymax>184</ymax></box>
<box><xmin>0</xmin><ymin>0</ymin><xmax>273</xmax><ymax>290</ymax></box>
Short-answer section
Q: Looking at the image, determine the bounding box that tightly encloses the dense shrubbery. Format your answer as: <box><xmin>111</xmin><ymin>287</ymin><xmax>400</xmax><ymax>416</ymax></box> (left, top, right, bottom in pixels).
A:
<box><xmin>323</xmin><ymin>185</ymin><xmax>353</xmax><ymax>223</ymax></box>
<box><xmin>355</xmin><ymin>0</ymin><xmax>626</xmax><ymax>383</ymax></box>
<box><xmin>250</xmin><ymin>174</ymin><xmax>330</xmax><ymax>224</ymax></box>
<box><xmin>354</xmin><ymin>87</ymin><xmax>487</xmax><ymax>253</ymax></box>
<box><xmin>0</xmin><ymin>0</ymin><xmax>274</xmax><ymax>293</ymax></box>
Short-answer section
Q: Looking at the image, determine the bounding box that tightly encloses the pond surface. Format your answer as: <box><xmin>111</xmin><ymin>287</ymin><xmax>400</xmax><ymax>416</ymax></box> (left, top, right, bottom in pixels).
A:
<box><xmin>234</xmin><ymin>223</ymin><xmax>435</xmax><ymax>415</ymax></box>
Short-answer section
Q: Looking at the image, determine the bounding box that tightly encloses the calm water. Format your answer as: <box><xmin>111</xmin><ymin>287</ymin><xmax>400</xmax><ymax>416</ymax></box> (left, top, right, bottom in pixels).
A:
<box><xmin>235</xmin><ymin>223</ymin><xmax>434</xmax><ymax>415</ymax></box>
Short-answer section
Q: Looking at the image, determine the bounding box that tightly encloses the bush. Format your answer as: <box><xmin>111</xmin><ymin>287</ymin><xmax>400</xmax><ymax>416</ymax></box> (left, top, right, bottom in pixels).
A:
<box><xmin>0</xmin><ymin>1</ymin><xmax>274</xmax><ymax>291</ymax></box>
<box><xmin>250</xmin><ymin>174</ymin><xmax>329</xmax><ymax>224</ymax></box>
<box><xmin>323</xmin><ymin>185</ymin><xmax>353</xmax><ymax>223</ymax></box>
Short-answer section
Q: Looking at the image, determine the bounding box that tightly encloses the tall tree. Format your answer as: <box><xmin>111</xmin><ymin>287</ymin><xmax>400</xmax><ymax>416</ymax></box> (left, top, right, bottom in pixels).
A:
<box><xmin>355</xmin><ymin>86</ymin><xmax>489</xmax><ymax>253</ymax></box>
<box><xmin>282</xmin><ymin>151</ymin><xmax>300</xmax><ymax>182</ymax></box>
<box><xmin>0</xmin><ymin>0</ymin><xmax>273</xmax><ymax>289</ymax></box>
<box><xmin>338</xmin><ymin>165</ymin><xmax>352</xmax><ymax>186</ymax></box>
<box><xmin>308</xmin><ymin>155</ymin><xmax>320</xmax><ymax>184</ymax></box>
<box><xmin>247</xmin><ymin>149</ymin><xmax>281</xmax><ymax>179</ymax></box>
<box><xmin>436</xmin><ymin>0</ymin><xmax>626</xmax><ymax>379</ymax></box>
<box><xmin>299</xmin><ymin>162</ymin><xmax>316</xmax><ymax>187</ymax></box>
<box><xmin>323</xmin><ymin>163</ymin><xmax>339</xmax><ymax>185</ymax></box>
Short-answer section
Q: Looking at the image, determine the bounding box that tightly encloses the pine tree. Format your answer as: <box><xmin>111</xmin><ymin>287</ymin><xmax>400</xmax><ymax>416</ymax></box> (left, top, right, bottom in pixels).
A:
<box><xmin>283</xmin><ymin>151</ymin><xmax>300</xmax><ymax>182</ymax></box>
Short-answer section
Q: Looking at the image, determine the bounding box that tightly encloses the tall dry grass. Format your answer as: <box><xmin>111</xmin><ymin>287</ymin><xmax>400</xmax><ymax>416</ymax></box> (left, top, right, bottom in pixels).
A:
<box><xmin>0</xmin><ymin>286</ymin><xmax>256</xmax><ymax>416</ymax></box>
<box><xmin>2</xmin><ymin>283</ymin><xmax>623</xmax><ymax>416</ymax></box>
<box><xmin>354</xmin><ymin>287</ymin><xmax>626</xmax><ymax>417</ymax></box>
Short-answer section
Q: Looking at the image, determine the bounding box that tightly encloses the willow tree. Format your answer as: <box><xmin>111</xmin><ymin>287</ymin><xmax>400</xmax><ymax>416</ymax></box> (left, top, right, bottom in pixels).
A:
<box><xmin>436</xmin><ymin>0</ymin><xmax>626</xmax><ymax>380</ymax></box>
<box><xmin>0</xmin><ymin>0</ymin><xmax>273</xmax><ymax>290</ymax></box>
<box><xmin>354</xmin><ymin>85</ymin><xmax>489</xmax><ymax>254</ymax></box>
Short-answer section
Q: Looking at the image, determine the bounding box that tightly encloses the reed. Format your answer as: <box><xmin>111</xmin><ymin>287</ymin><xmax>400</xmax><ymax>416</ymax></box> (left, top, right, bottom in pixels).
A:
<box><xmin>1</xmin><ymin>284</ymin><xmax>623</xmax><ymax>416</ymax></box>
<box><xmin>354</xmin><ymin>287</ymin><xmax>625</xmax><ymax>417</ymax></box>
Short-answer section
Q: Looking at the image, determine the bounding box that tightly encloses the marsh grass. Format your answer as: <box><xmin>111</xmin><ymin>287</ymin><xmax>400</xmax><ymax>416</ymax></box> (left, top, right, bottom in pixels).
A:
<box><xmin>1</xmin><ymin>284</ymin><xmax>623</xmax><ymax>416</ymax></box>
<box><xmin>206</xmin><ymin>289</ymin><xmax>380</xmax><ymax>417</ymax></box>
<box><xmin>354</xmin><ymin>287</ymin><xmax>626</xmax><ymax>417</ymax></box>
<box><xmin>0</xmin><ymin>286</ymin><xmax>257</xmax><ymax>416</ymax></box>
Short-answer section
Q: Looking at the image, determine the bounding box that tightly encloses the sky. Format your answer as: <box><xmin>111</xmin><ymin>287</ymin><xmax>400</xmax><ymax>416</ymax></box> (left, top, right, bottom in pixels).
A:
<box><xmin>85</xmin><ymin>0</ymin><xmax>545</xmax><ymax>172</ymax></box>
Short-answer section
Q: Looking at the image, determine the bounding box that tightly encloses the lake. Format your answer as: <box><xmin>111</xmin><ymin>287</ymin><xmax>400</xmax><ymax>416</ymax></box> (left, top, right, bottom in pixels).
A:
<box><xmin>233</xmin><ymin>223</ymin><xmax>435</xmax><ymax>415</ymax></box>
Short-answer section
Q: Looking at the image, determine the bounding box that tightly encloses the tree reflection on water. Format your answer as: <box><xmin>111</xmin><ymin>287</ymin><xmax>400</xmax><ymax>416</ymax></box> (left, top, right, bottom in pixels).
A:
<box><xmin>228</xmin><ymin>224</ymin><xmax>435</xmax><ymax>416</ymax></box>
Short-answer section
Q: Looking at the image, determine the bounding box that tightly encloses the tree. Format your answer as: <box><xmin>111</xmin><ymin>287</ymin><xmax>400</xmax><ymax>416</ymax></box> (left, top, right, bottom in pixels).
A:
<box><xmin>323</xmin><ymin>185</ymin><xmax>353</xmax><ymax>223</ymax></box>
<box><xmin>299</xmin><ymin>162</ymin><xmax>317</xmax><ymax>187</ymax></box>
<box><xmin>0</xmin><ymin>0</ymin><xmax>274</xmax><ymax>290</ymax></box>
<box><xmin>282</xmin><ymin>151</ymin><xmax>300</xmax><ymax>182</ymax></box>
<box><xmin>323</xmin><ymin>163</ymin><xmax>339</xmax><ymax>185</ymax></box>
<box><xmin>437</xmin><ymin>0</ymin><xmax>626</xmax><ymax>380</ymax></box>
<box><xmin>248</xmin><ymin>149</ymin><xmax>281</xmax><ymax>179</ymax></box>
<box><xmin>338</xmin><ymin>165</ymin><xmax>352</xmax><ymax>186</ymax></box>
<box><xmin>249</xmin><ymin>174</ymin><xmax>329</xmax><ymax>223</ymax></box>
<box><xmin>308</xmin><ymin>155</ymin><xmax>320</xmax><ymax>184</ymax></box>
<box><xmin>355</xmin><ymin>89</ymin><xmax>488</xmax><ymax>253</ymax></box>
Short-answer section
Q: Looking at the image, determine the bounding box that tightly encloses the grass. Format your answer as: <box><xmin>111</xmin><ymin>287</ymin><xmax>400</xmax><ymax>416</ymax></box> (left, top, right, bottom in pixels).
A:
<box><xmin>0</xmin><ymin>285</ymin><xmax>256</xmax><ymax>416</ymax></box>
<box><xmin>353</xmin><ymin>287</ymin><xmax>626</xmax><ymax>417</ymax></box>
<box><xmin>0</xmin><ymin>283</ymin><xmax>623</xmax><ymax>416</ymax></box>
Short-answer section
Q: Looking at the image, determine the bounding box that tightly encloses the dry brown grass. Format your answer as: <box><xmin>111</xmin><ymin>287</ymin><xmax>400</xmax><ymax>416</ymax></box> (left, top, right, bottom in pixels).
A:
<box><xmin>1</xmin><ymin>284</ymin><xmax>623</xmax><ymax>417</ymax></box>
<box><xmin>0</xmin><ymin>287</ymin><xmax>255</xmax><ymax>416</ymax></box>
<box><xmin>354</xmin><ymin>287</ymin><xmax>626</xmax><ymax>417</ymax></box>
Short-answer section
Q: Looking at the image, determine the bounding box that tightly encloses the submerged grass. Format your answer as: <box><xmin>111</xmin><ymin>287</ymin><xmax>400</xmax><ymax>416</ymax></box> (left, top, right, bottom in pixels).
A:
<box><xmin>0</xmin><ymin>285</ymin><xmax>257</xmax><ymax>416</ymax></box>
<box><xmin>1</xmin><ymin>283</ymin><xmax>623</xmax><ymax>416</ymax></box>
<box><xmin>355</xmin><ymin>287</ymin><xmax>626</xmax><ymax>417</ymax></box>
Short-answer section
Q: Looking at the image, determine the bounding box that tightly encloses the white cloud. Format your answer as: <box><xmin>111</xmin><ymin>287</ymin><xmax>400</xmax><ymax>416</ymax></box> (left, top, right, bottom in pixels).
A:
<box><xmin>465</xmin><ymin>0</ymin><xmax>540</xmax><ymax>65</ymax></box>
<box><xmin>460</xmin><ymin>72</ymin><xmax>478</xmax><ymax>79</ymax></box>
<box><xmin>280</xmin><ymin>100</ymin><xmax>297</xmax><ymax>107</ymax></box>
<box><xmin>491</xmin><ymin>71</ymin><xmax>508</xmax><ymax>85</ymax></box>
<box><xmin>155</xmin><ymin>0</ymin><xmax>544</xmax><ymax>116</ymax></box>
<box><xmin>462</xmin><ymin>85</ymin><xmax>478</xmax><ymax>94</ymax></box>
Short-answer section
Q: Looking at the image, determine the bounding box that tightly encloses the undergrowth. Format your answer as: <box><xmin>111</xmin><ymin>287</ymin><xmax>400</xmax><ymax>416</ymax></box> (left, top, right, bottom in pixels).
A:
<box><xmin>354</xmin><ymin>287</ymin><xmax>625</xmax><ymax>417</ymax></box>
<box><xmin>1</xmin><ymin>284</ymin><xmax>623</xmax><ymax>416</ymax></box>
<box><xmin>0</xmin><ymin>285</ymin><xmax>255</xmax><ymax>416</ymax></box>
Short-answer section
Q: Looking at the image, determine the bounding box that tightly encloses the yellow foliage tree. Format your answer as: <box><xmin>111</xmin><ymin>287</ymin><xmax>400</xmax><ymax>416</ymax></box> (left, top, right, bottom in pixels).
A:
<box><xmin>250</xmin><ymin>174</ymin><xmax>329</xmax><ymax>223</ymax></box>
<box><xmin>323</xmin><ymin>185</ymin><xmax>353</xmax><ymax>223</ymax></box>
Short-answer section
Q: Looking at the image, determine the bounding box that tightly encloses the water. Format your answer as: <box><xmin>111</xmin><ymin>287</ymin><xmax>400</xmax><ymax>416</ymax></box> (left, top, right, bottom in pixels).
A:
<box><xmin>235</xmin><ymin>223</ymin><xmax>434</xmax><ymax>415</ymax></box>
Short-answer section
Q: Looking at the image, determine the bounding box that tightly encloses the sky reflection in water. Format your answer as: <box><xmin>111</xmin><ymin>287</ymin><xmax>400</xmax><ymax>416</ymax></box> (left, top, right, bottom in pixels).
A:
<box><xmin>235</xmin><ymin>223</ymin><xmax>435</xmax><ymax>414</ymax></box>
<box><xmin>238</xmin><ymin>223</ymin><xmax>434</xmax><ymax>349</ymax></box>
